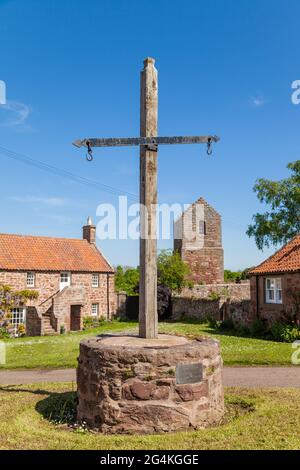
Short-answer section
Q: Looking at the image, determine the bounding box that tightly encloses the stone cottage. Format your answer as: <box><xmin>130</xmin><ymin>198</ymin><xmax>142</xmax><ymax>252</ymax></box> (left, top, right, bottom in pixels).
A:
<box><xmin>174</xmin><ymin>197</ymin><xmax>224</xmax><ymax>284</ymax></box>
<box><xmin>249</xmin><ymin>234</ymin><xmax>300</xmax><ymax>324</ymax></box>
<box><xmin>0</xmin><ymin>217</ymin><xmax>115</xmax><ymax>335</ymax></box>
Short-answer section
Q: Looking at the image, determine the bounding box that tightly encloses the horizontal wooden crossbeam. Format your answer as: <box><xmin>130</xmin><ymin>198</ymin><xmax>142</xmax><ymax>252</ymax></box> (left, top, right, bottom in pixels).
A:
<box><xmin>73</xmin><ymin>135</ymin><xmax>220</xmax><ymax>149</ymax></box>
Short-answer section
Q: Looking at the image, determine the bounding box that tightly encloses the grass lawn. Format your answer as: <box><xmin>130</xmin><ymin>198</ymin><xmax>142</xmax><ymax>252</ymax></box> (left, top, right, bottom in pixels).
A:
<box><xmin>0</xmin><ymin>319</ymin><xmax>294</xmax><ymax>370</ymax></box>
<box><xmin>0</xmin><ymin>382</ymin><xmax>299</xmax><ymax>449</ymax></box>
<box><xmin>159</xmin><ymin>320</ymin><xmax>293</xmax><ymax>366</ymax></box>
<box><xmin>1</xmin><ymin>320</ymin><xmax>137</xmax><ymax>370</ymax></box>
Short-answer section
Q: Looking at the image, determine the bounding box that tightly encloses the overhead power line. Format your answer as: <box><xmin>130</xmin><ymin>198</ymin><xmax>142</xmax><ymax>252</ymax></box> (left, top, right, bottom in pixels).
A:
<box><xmin>0</xmin><ymin>144</ymin><xmax>138</xmax><ymax>202</ymax></box>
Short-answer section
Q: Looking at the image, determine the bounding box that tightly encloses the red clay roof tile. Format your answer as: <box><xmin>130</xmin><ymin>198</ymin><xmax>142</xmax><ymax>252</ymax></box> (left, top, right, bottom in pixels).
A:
<box><xmin>0</xmin><ymin>233</ymin><xmax>114</xmax><ymax>272</ymax></box>
<box><xmin>249</xmin><ymin>234</ymin><xmax>300</xmax><ymax>275</ymax></box>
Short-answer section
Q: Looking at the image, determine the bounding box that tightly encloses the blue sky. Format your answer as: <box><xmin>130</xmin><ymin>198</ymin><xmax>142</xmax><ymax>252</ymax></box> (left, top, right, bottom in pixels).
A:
<box><xmin>0</xmin><ymin>0</ymin><xmax>299</xmax><ymax>270</ymax></box>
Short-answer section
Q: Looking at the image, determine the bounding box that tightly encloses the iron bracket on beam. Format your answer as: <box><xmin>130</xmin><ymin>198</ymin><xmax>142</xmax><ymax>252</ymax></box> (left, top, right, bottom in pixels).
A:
<box><xmin>73</xmin><ymin>135</ymin><xmax>220</xmax><ymax>149</ymax></box>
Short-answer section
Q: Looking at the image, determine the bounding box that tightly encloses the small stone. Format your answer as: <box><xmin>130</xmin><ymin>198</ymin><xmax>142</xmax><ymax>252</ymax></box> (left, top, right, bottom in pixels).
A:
<box><xmin>130</xmin><ymin>381</ymin><xmax>156</xmax><ymax>400</ymax></box>
<box><xmin>151</xmin><ymin>386</ymin><xmax>169</xmax><ymax>400</ymax></box>
<box><xmin>175</xmin><ymin>382</ymin><xmax>208</xmax><ymax>402</ymax></box>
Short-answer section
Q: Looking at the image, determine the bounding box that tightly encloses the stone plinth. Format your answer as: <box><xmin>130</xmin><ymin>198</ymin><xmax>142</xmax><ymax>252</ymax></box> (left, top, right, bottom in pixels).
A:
<box><xmin>77</xmin><ymin>334</ymin><xmax>224</xmax><ymax>434</ymax></box>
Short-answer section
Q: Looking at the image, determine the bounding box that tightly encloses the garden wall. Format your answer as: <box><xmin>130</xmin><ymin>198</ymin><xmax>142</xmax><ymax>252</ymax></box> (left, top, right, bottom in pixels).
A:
<box><xmin>172</xmin><ymin>282</ymin><xmax>253</xmax><ymax>326</ymax></box>
<box><xmin>172</xmin><ymin>297</ymin><xmax>221</xmax><ymax>321</ymax></box>
<box><xmin>180</xmin><ymin>281</ymin><xmax>250</xmax><ymax>301</ymax></box>
<box><xmin>172</xmin><ymin>297</ymin><xmax>253</xmax><ymax>327</ymax></box>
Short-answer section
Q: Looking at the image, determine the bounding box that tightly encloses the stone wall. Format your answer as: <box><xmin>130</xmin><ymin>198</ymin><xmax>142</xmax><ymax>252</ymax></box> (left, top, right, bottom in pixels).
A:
<box><xmin>250</xmin><ymin>272</ymin><xmax>300</xmax><ymax>325</ymax></box>
<box><xmin>53</xmin><ymin>285</ymin><xmax>86</xmax><ymax>332</ymax></box>
<box><xmin>172</xmin><ymin>297</ymin><xmax>221</xmax><ymax>321</ymax></box>
<box><xmin>180</xmin><ymin>282</ymin><xmax>250</xmax><ymax>301</ymax></box>
<box><xmin>77</xmin><ymin>334</ymin><xmax>224</xmax><ymax>434</ymax></box>
<box><xmin>172</xmin><ymin>282</ymin><xmax>252</xmax><ymax>326</ymax></box>
<box><xmin>172</xmin><ymin>296</ymin><xmax>253</xmax><ymax>327</ymax></box>
<box><xmin>0</xmin><ymin>270</ymin><xmax>116</xmax><ymax>334</ymax></box>
<box><xmin>224</xmin><ymin>299</ymin><xmax>253</xmax><ymax>327</ymax></box>
<box><xmin>26</xmin><ymin>307</ymin><xmax>42</xmax><ymax>336</ymax></box>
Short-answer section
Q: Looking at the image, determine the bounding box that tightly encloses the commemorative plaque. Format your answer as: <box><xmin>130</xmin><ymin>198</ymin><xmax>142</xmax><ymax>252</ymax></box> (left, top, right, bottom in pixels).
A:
<box><xmin>175</xmin><ymin>363</ymin><xmax>203</xmax><ymax>385</ymax></box>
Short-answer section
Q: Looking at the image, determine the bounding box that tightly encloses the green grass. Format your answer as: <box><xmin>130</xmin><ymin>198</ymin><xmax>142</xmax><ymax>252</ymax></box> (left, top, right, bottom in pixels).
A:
<box><xmin>0</xmin><ymin>319</ymin><xmax>294</xmax><ymax>370</ymax></box>
<box><xmin>159</xmin><ymin>320</ymin><xmax>294</xmax><ymax>366</ymax></box>
<box><xmin>1</xmin><ymin>320</ymin><xmax>137</xmax><ymax>370</ymax></box>
<box><xmin>0</xmin><ymin>382</ymin><xmax>299</xmax><ymax>449</ymax></box>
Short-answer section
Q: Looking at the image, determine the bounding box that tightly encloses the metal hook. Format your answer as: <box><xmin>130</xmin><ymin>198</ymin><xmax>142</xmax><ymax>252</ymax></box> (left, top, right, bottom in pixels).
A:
<box><xmin>207</xmin><ymin>138</ymin><xmax>213</xmax><ymax>156</ymax></box>
<box><xmin>86</xmin><ymin>141</ymin><xmax>93</xmax><ymax>161</ymax></box>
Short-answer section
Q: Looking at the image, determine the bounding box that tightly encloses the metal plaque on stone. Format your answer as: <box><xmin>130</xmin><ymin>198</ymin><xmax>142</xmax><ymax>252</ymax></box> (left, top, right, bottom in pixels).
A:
<box><xmin>175</xmin><ymin>363</ymin><xmax>203</xmax><ymax>385</ymax></box>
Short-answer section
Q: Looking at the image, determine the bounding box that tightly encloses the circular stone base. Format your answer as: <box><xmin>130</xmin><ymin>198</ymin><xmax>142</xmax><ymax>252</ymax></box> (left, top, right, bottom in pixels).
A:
<box><xmin>77</xmin><ymin>334</ymin><xmax>224</xmax><ymax>434</ymax></box>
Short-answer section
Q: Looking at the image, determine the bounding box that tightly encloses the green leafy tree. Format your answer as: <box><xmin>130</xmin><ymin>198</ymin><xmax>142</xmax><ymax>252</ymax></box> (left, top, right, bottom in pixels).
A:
<box><xmin>115</xmin><ymin>266</ymin><xmax>139</xmax><ymax>296</ymax></box>
<box><xmin>158</xmin><ymin>250</ymin><xmax>192</xmax><ymax>292</ymax></box>
<box><xmin>224</xmin><ymin>269</ymin><xmax>248</xmax><ymax>283</ymax></box>
<box><xmin>247</xmin><ymin>161</ymin><xmax>300</xmax><ymax>249</ymax></box>
<box><xmin>115</xmin><ymin>251</ymin><xmax>192</xmax><ymax>296</ymax></box>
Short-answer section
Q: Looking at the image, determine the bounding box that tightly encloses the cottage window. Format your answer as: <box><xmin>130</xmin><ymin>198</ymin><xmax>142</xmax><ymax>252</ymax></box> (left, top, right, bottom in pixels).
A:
<box><xmin>60</xmin><ymin>272</ymin><xmax>71</xmax><ymax>290</ymax></box>
<box><xmin>11</xmin><ymin>307</ymin><xmax>26</xmax><ymax>327</ymax></box>
<box><xmin>91</xmin><ymin>303</ymin><xmax>99</xmax><ymax>317</ymax></box>
<box><xmin>26</xmin><ymin>272</ymin><xmax>35</xmax><ymax>287</ymax></box>
<box><xmin>265</xmin><ymin>278</ymin><xmax>282</xmax><ymax>304</ymax></box>
<box><xmin>92</xmin><ymin>273</ymin><xmax>99</xmax><ymax>288</ymax></box>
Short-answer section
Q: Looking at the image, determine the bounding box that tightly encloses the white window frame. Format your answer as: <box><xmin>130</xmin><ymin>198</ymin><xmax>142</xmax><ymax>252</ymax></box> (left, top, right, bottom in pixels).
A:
<box><xmin>11</xmin><ymin>307</ymin><xmax>26</xmax><ymax>327</ymax></box>
<box><xmin>91</xmin><ymin>303</ymin><xmax>99</xmax><ymax>317</ymax></box>
<box><xmin>26</xmin><ymin>272</ymin><xmax>35</xmax><ymax>288</ymax></box>
<box><xmin>60</xmin><ymin>272</ymin><xmax>71</xmax><ymax>291</ymax></box>
<box><xmin>92</xmin><ymin>273</ymin><xmax>99</xmax><ymax>288</ymax></box>
<box><xmin>265</xmin><ymin>277</ymin><xmax>282</xmax><ymax>304</ymax></box>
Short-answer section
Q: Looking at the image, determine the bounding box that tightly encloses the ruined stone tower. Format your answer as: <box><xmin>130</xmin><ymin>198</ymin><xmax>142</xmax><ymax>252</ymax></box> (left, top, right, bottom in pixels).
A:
<box><xmin>174</xmin><ymin>197</ymin><xmax>224</xmax><ymax>284</ymax></box>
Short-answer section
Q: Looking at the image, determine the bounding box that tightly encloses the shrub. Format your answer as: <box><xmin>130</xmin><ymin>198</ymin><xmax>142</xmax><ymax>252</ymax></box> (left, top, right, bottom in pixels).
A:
<box><xmin>17</xmin><ymin>324</ymin><xmax>26</xmax><ymax>337</ymax></box>
<box><xmin>0</xmin><ymin>327</ymin><xmax>9</xmax><ymax>339</ymax></box>
<box><xmin>250</xmin><ymin>319</ymin><xmax>267</xmax><ymax>338</ymax></box>
<box><xmin>0</xmin><ymin>285</ymin><xmax>38</xmax><ymax>337</ymax></box>
<box><xmin>219</xmin><ymin>318</ymin><xmax>235</xmax><ymax>331</ymax></box>
<box><xmin>207</xmin><ymin>291</ymin><xmax>221</xmax><ymax>301</ymax></box>
<box><xmin>83</xmin><ymin>317</ymin><xmax>105</xmax><ymax>329</ymax></box>
<box><xmin>206</xmin><ymin>316</ymin><xmax>235</xmax><ymax>331</ymax></box>
<box><xmin>235</xmin><ymin>325</ymin><xmax>251</xmax><ymax>337</ymax></box>
<box><xmin>157</xmin><ymin>284</ymin><xmax>172</xmax><ymax>320</ymax></box>
<box><xmin>207</xmin><ymin>288</ymin><xmax>230</xmax><ymax>301</ymax></box>
<box><xmin>270</xmin><ymin>322</ymin><xmax>300</xmax><ymax>343</ymax></box>
<box><xmin>206</xmin><ymin>316</ymin><xmax>221</xmax><ymax>329</ymax></box>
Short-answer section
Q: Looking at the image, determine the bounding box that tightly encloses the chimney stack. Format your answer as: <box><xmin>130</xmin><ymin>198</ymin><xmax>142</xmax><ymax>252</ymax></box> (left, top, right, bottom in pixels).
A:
<box><xmin>83</xmin><ymin>216</ymin><xmax>96</xmax><ymax>244</ymax></box>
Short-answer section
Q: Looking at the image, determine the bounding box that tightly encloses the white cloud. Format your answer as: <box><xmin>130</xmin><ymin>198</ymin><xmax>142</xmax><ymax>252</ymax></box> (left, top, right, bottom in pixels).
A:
<box><xmin>250</xmin><ymin>96</ymin><xmax>266</xmax><ymax>108</ymax></box>
<box><xmin>10</xmin><ymin>195</ymin><xmax>68</xmax><ymax>207</ymax></box>
<box><xmin>0</xmin><ymin>100</ymin><xmax>32</xmax><ymax>128</ymax></box>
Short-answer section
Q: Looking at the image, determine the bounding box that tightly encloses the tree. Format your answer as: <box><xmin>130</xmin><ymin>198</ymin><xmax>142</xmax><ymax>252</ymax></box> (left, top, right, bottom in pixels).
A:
<box><xmin>115</xmin><ymin>250</ymin><xmax>192</xmax><ymax>296</ymax></box>
<box><xmin>224</xmin><ymin>269</ymin><xmax>249</xmax><ymax>283</ymax></box>
<box><xmin>115</xmin><ymin>266</ymin><xmax>139</xmax><ymax>296</ymax></box>
<box><xmin>157</xmin><ymin>250</ymin><xmax>192</xmax><ymax>292</ymax></box>
<box><xmin>247</xmin><ymin>161</ymin><xmax>300</xmax><ymax>249</ymax></box>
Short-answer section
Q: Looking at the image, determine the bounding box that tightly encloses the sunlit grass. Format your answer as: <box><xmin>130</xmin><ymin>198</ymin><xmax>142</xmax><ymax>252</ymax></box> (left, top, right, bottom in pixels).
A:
<box><xmin>0</xmin><ymin>383</ymin><xmax>299</xmax><ymax>450</ymax></box>
<box><xmin>0</xmin><ymin>319</ymin><xmax>294</xmax><ymax>369</ymax></box>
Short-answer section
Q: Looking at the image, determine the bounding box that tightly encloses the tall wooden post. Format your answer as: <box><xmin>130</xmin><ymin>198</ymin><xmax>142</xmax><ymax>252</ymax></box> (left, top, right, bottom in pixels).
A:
<box><xmin>139</xmin><ymin>57</ymin><xmax>158</xmax><ymax>339</ymax></box>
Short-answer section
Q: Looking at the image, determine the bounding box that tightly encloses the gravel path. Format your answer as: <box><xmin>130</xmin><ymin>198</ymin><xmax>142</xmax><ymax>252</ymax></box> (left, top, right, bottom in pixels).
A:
<box><xmin>0</xmin><ymin>366</ymin><xmax>300</xmax><ymax>387</ymax></box>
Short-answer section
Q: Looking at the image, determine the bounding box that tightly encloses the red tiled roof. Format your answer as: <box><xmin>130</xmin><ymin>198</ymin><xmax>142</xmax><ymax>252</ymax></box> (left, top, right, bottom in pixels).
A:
<box><xmin>249</xmin><ymin>234</ymin><xmax>300</xmax><ymax>275</ymax></box>
<box><xmin>0</xmin><ymin>233</ymin><xmax>113</xmax><ymax>272</ymax></box>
